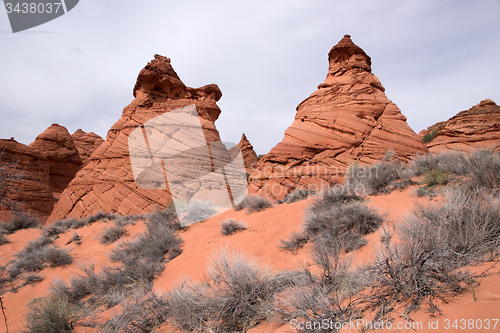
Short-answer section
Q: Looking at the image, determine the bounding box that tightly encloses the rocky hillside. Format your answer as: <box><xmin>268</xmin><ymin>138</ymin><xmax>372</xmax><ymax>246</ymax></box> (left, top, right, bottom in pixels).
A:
<box><xmin>421</xmin><ymin>99</ymin><xmax>500</xmax><ymax>153</ymax></box>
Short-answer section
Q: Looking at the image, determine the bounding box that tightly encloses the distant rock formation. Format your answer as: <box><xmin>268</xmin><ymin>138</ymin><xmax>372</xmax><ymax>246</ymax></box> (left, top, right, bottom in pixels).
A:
<box><xmin>29</xmin><ymin>124</ymin><xmax>83</xmax><ymax>195</ymax></box>
<box><xmin>0</xmin><ymin>139</ymin><xmax>53</xmax><ymax>221</ymax></box>
<box><xmin>47</xmin><ymin>55</ymin><xmax>225</xmax><ymax>223</ymax></box>
<box><xmin>250</xmin><ymin>35</ymin><xmax>427</xmax><ymax>199</ymax></box>
<box><xmin>237</xmin><ymin>133</ymin><xmax>259</xmax><ymax>173</ymax></box>
<box><xmin>423</xmin><ymin>99</ymin><xmax>500</xmax><ymax>153</ymax></box>
<box><xmin>71</xmin><ymin>129</ymin><xmax>104</xmax><ymax>165</ymax></box>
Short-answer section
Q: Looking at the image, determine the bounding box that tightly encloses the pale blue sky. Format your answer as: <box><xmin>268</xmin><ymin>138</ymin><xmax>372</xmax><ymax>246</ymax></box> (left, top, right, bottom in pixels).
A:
<box><xmin>1</xmin><ymin>0</ymin><xmax>499</xmax><ymax>154</ymax></box>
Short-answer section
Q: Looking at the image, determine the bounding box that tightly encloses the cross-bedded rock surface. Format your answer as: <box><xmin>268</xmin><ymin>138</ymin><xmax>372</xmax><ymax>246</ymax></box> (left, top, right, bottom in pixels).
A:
<box><xmin>249</xmin><ymin>35</ymin><xmax>427</xmax><ymax>199</ymax></box>
<box><xmin>47</xmin><ymin>55</ymin><xmax>224</xmax><ymax>223</ymax></box>
<box><xmin>423</xmin><ymin>99</ymin><xmax>500</xmax><ymax>153</ymax></box>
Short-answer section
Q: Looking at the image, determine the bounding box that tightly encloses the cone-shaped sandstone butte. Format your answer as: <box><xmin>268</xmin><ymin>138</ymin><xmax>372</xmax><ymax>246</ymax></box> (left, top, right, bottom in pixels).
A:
<box><xmin>422</xmin><ymin>99</ymin><xmax>500</xmax><ymax>153</ymax></box>
<box><xmin>47</xmin><ymin>55</ymin><xmax>224</xmax><ymax>223</ymax></box>
<box><xmin>237</xmin><ymin>133</ymin><xmax>259</xmax><ymax>173</ymax></box>
<box><xmin>250</xmin><ymin>35</ymin><xmax>427</xmax><ymax>199</ymax></box>
<box><xmin>71</xmin><ymin>129</ymin><xmax>104</xmax><ymax>165</ymax></box>
<box><xmin>0</xmin><ymin>139</ymin><xmax>53</xmax><ymax>221</ymax></box>
<box><xmin>29</xmin><ymin>124</ymin><xmax>83</xmax><ymax>195</ymax></box>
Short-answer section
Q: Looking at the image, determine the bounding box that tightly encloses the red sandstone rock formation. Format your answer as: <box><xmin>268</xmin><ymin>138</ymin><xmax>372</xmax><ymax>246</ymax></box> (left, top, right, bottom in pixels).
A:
<box><xmin>29</xmin><ymin>124</ymin><xmax>83</xmax><ymax>195</ymax></box>
<box><xmin>71</xmin><ymin>129</ymin><xmax>104</xmax><ymax>165</ymax></box>
<box><xmin>237</xmin><ymin>133</ymin><xmax>259</xmax><ymax>173</ymax></box>
<box><xmin>0</xmin><ymin>139</ymin><xmax>53</xmax><ymax>221</ymax></box>
<box><xmin>250</xmin><ymin>35</ymin><xmax>427</xmax><ymax>199</ymax></box>
<box><xmin>424</xmin><ymin>99</ymin><xmax>500</xmax><ymax>153</ymax></box>
<box><xmin>47</xmin><ymin>55</ymin><xmax>225</xmax><ymax>223</ymax></box>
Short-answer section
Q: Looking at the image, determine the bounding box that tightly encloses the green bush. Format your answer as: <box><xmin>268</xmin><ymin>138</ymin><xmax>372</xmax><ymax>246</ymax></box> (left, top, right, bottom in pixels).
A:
<box><xmin>421</xmin><ymin>169</ymin><xmax>450</xmax><ymax>187</ymax></box>
<box><xmin>422</xmin><ymin>129</ymin><xmax>439</xmax><ymax>143</ymax></box>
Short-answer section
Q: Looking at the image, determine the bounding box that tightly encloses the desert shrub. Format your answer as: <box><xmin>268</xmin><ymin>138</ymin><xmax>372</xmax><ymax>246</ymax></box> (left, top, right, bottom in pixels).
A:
<box><xmin>421</xmin><ymin>169</ymin><xmax>450</xmax><ymax>187</ymax></box>
<box><xmin>365</xmin><ymin>229</ymin><xmax>471</xmax><ymax>316</ymax></box>
<box><xmin>168</xmin><ymin>282</ymin><xmax>215</xmax><ymax>332</ymax></box>
<box><xmin>101</xmin><ymin>292</ymin><xmax>169</xmax><ymax>333</ymax></box>
<box><xmin>274</xmin><ymin>253</ymin><xmax>359</xmax><ymax>332</ymax></box>
<box><xmin>279</xmin><ymin>231</ymin><xmax>309</xmax><ymax>252</ymax></box>
<box><xmin>109</xmin><ymin>217</ymin><xmax>183</xmax><ymax>288</ymax></box>
<box><xmin>99</xmin><ymin>223</ymin><xmax>127</xmax><ymax>245</ymax></box>
<box><xmin>410</xmin><ymin>151</ymin><xmax>469</xmax><ymax>177</ymax></box>
<box><xmin>206</xmin><ymin>249</ymin><xmax>276</xmax><ymax>331</ymax></box>
<box><xmin>24</xmin><ymin>273</ymin><xmax>44</xmax><ymax>284</ymax></box>
<box><xmin>365</xmin><ymin>161</ymin><xmax>402</xmax><ymax>193</ymax></box>
<box><xmin>23</xmin><ymin>294</ymin><xmax>81</xmax><ymax>333</ymax></box>
<box><xmin>44</xmin><ymin>247</ymin><xmax>73</xmax><ymax>267</ymax></box>
<box><xmin>236</xmin><ymin>195</ymin><xmax>273</xmax><ymax>214</ymax></box>
<box><xmin>169</xmin><ymin>249</ymin><xmax>281</xmax><ymax>332</ymax></box>
<box><xmin>0</xmin><ymin>233</ymin><xmax>10</xmax><ymax>246</ymax></box>
<box><xmin>86</xmin><ymin>212</ymin><xmax>118</xmax><ymax>223</ymax></box>
<box><xmin>309</xmin><ymin>186</ymin><xmax>363</xmax><ymax>213</ymax></box>
<box><xmin>147</xmin><ymin>206</ymin><xmax>180</xmax><ymax>230</ymax></box>
<box><xmin>68</xmin><ymin>232</ymin><xmax>81</xmax><ymax>245</ymax></box>
<box><xmin>347</xmin><ymin>160</ymin><xmax>403</xmax><ymax>194</ymax></box>
<box><xmin>414</xmin><ymin>186</ymin><xmax>435</xmax><ymax>197</ymax></box>
<box><xmin>468</xmin><ymin>149</ymin><xmax>500</xmax><ymax>189</ymax></box>
<box><xmin>364</xmin><ymin>187</ymin><xmax>500</xmax><ymax>316</ymax></box>
<box><xmin>220</xmin><ymin>219</ymin><xmax>247</xmax><ymax>235</ymax></box>
<box><xmin>281</xmin><ymin>187</ymin><xmax>380</xmax><ymax>254</ymax></box>
<box><xmin>422</xmin><ymin>129</ymin><xmax>438</xmax><ymax>143</ymax></box>
<box><xmin>44</xmin><ymin>218</ymin><xmax>89</xmax><ymax>238</ymax></box>
<box><xmin>0</xmin><ymin>212</ymin><xmax>40</xmax><ymax>234</ymax></box>
<box><xmin>304</xmin><ymin>202</ymin><xmax>383</xmax><ymax>241</ymax></box>
<box><xmin>11</xmin><ymin>236</ymin><xmax>53</xmax><ymax>273</ymax></box>
<box><xmin>280</xmin><ymin>189</ymin><xmax>314</xmax><ymax>204</ymax></box>
<box><xmin>178</xmin><ymin>200</ymin><xmax>216</xmax><ymax>225</ymax></box>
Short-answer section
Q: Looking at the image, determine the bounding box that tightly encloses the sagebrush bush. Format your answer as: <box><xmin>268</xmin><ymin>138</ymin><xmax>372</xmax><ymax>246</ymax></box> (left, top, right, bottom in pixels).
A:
<box><xmin>178</xmin><ymin>200</ymin><xmax>216</xmax><ymax>225</ymax></box>
<box><xmin>304</xmin><ymin>202</ymin><xmax>383</xmax><ymax>240</ymax></box>
<box><xmin>410</xmin><ymin>151</ymin><xmax>469</xmax><ymax>177</ymax></box>
<box><xmin>147</xmin><ymin>206</ymin><xmax>180</xmax><ymax>230</ymax></box>
<box><xmin>169</xmin><ymin>249</ymin><xmax>283</xmax><ymax>332</ymax></box>
<box><xmin>236</xmin><ymin>195</ymin><xmax>273</xmax><ymax>214</ymax></box>
<box><xmin>23</xmin><ymin>294</ymin><xmax>81</xmax><ymax>333</ymax></box>
<box><xmin>421</xmin><ymin>169</ymin><xmax>450</xmax><ymax>187</ymax></box>
<box><xmin>0</xmin><ymin>212</ymin><xmax>40</xmax><ymax>234</ymax></box>
<box><xmin>109</xmin><ymin>217</ymin><xmax>183</xmax><ymax>288</ymax></box>
<box><xmin>308</xmin><ymin>186</ymin><xmax>363</xmax><ymax>213</ymax></box>
<box><xmin>347</xmin><ymin>160</ymin><xmax>403</xmax><ymax>194</ymax></box>
<box><xmin>0</xmin><ymin>233</ymin><xmax>10</xmax><ymax>246</ymax></box>
<box><xmin>44</xmin><ymin>247</ymin><xmax>73</xmax><ymax>267</ymax></box>
<box><xmin>280</xmin><ymin>189</ymin><xmax>314</xmax><ymax>204</ymax></box>
<box><xmin>99</xmin><ymin>223</ymin><xmax>127</xmax><ymax>245</ymax></box>
<box><xmin>468</xmin><ymin>149</ymin><xmax>500</xmax><ymax>189</ymax></box>
<box><xmin>279</xmin><ymin>231</ymin><xmax>309</xmax><ymax>252</ymax></box>
<box><xmin>206</xmin><ymin>249</ymin><xmax>276</xmax><ymax>331</ymax></box>
<box><xmin>11</xmin><ymin>236</ymin><xmax>53</xmax><ymax>274</ymax></box>
<box><xmin>364</xmin><ymin>186</ymin><xmax>500</xmax><ymax>315</ymax></box>
<box><xmin>101</xmin><ymin>292</ymin><xmax>169</xmax><ymax>333</ymax></box>
<box><xmin>24</xmin><ymin>273</ymin><xmax>44</xmax><ymax>284</ymax></box>
<box><xmin>220</xmin><ymin>219</ymin><xmax>247</xmax><ymax>235</ymax></box>
<box><xmin>86</xmin><ymin>212</ymin><xmax>118</xmax><ymax>223</ymax></box>
<box><xmin>168</xmin><ymin>282</ymin><xmax>214</xmax><ymax>332</ymax></box>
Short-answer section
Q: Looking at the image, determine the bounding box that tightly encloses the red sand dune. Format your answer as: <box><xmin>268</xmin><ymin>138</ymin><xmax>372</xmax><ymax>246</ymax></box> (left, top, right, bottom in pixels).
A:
<box><xmin>2</xmin><ymin>186</ymin><xmax>499</xmax><ymax>333</ymax></box>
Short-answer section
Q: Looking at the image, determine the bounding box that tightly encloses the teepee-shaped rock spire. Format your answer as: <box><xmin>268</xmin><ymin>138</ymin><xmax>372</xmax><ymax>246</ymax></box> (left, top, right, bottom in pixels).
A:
<box><xmin>237</xmin><ymin>133</ymin><xmax>259</xmax><ymax>173</ymax></box>
<box><xmin>250</xmin><ymin>35</ymin><xmax>427</xmax><ymax>199</ymax></box>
